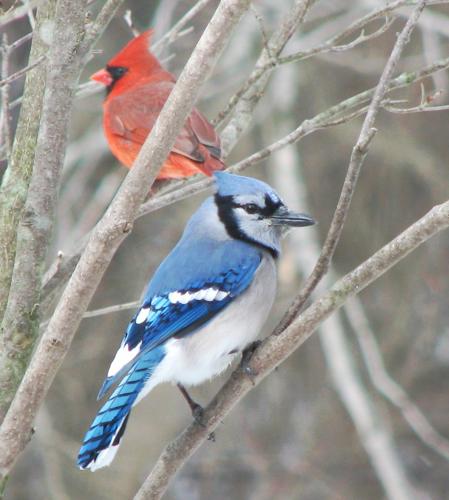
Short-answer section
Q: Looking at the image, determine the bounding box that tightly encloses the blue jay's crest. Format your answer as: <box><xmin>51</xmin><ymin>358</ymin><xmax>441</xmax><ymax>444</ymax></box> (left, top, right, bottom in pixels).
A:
<box><xmin>214</xmin><ymin>171</ymin><xmax>282</xmax><ymax>204</ymax></box>
<box><xmin>78</xmin><ymin>172</ymin><xmax>314</xmax><ymax>471</ymax></box>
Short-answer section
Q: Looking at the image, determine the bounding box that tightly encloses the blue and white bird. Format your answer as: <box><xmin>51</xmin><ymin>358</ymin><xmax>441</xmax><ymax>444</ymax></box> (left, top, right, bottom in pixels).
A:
<box><xmin>77</xmin><ymin>172</ymin><xmax>315</xmax><ymax>471</ymax></box>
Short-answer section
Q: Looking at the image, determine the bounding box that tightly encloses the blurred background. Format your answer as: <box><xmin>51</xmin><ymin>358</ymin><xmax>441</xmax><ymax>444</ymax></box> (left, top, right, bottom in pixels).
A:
<box><xmin>1</xmin><ymin>0</ymin><xmax>449</xmax><ymax>498</ymax></box>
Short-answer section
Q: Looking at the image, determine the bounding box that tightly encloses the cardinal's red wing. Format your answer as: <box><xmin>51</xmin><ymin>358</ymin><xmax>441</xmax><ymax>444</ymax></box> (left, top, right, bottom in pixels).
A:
<box><xmin>187</xmin><ymin>107</ymin><xmax>221</xmax><ymax>159</ymax></box>
<box><xmin>105</xmin><ymin>80</ymin><xmax>208</xmax><ymax>163</ymax></box>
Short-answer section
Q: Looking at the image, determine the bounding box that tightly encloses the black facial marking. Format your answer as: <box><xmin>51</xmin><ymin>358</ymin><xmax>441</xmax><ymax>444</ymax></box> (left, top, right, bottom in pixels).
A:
<box><xmin>215</xmin><ymin>194</ymin><xmax>279</xmax><ymax>258</ymax></box>
<box><xmin>105</xmin><ymin>65</ymin><xmax>128</xmax><ymax>93</ymax></box>
<box><xmin>263</xmin><ymin>193</ymin><xmax>282</xmax><ymax>216</ymax></box>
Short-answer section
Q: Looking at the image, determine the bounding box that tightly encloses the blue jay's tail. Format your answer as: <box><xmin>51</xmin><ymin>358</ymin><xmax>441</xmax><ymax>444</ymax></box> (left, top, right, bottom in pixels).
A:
<box><xmin>77</xmin><ymin>347</ymin><xmax>165</xmax><ymax>471</ymax></box>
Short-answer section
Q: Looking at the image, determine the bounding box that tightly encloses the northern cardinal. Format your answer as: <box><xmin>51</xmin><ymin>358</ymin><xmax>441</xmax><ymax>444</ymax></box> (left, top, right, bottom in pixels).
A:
<box><xmin>91</xmin><ymin>30</ymin><xmax>224</xmax><ymax>180</ymax></box>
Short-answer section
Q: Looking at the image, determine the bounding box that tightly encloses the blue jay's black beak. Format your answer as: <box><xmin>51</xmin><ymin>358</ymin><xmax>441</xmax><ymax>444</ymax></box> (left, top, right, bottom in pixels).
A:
<box><xmin>270</xmin><ymin>206</ymin><xmax>316</xmax><ymax>227</ymax></box>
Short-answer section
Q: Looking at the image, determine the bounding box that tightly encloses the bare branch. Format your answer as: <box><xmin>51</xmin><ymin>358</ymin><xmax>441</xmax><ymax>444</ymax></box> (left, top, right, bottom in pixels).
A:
<box><xmin>0</xmin><ymin>54</ymin><xmax>46</xmax><ymax>87</ymax></box>
<box><xmin>40</xmin><ymin>300</ymin><xmax>141</xmax><ymax>329</ymax></box>
<box><xmin>384</xmin><ymin>87</ymin><xmax>449</xmax><ymax>113</ymax></box>
<box><xmin>0</xmin><ymin>0</ymin><xmax>39</xmax><ymax>26</ymax></box>
<box><xmin>213</xmin><ymin>0</ymin><xmax>449</xmax><ymax>129</ymax></box>
<box><xmin>0</xmin><ymin>0</ymin><xmax>88</xmax><ymax>424</ymax></box>
<box><xmin>79</xmin><ymin>0</ymin><xmax>126</xmax><ymax>58</ymax></box>
<box><xmin>0</xmin><ymin>35</ymin><xmax>12</xmax><ymax>161</ymax></box>
<box><xmin>7</xmin><ymin>32</ymin><xmax>33</xmax><ymax>52</ymax></box>
<box><xmin>267</xmin><ymin>116</ymin><xmax>417</xmax><ymax>499</ymax></box>
<box><xmin>123</xmin><ymin>9</ymin><xmax>140</xmax><ymax>37</ymax></box>
<box><xmin>345</xmin><ymin>297</ymin><xmax>449</xmax><ymax>461</ymax></box>
<box><xmin>277</xmin><ymin>15</ymin><xmax>395</xmax><ymax>66</ymax></box>
<box><xmin>275</xmin><ymin>0</ymin><xmax>428</xmax><ymax>334</ymax></box>
<box><xmin>134</xmin><ymin>199</ymin><xmax>449</xmax><ymax>500</ymax></box>
<box><xmin>151</xmin><ymin>0</ymin><xmax>216</xmax><ymax>55</ymax></box>
<box><xmin>0</xmin><ymin>0</ymin><xmax>55</xmax><ymax>328</ymax></box>
<box><xmin>219</xmin><ymin>0</ymin><xmax>313</xmax><ymax>153</ymax></box>
<box><xmin>0</xmin><ymin>0</ymin><xmax>252</xmax><ymax>480</ymax></box>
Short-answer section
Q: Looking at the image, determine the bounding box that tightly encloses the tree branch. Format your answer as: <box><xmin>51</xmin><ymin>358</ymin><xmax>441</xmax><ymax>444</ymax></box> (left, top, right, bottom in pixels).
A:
<box><xmin>0</xmin><ymin>54</ymin><xmax>46</xmax><ymax>87</ymax></box>
<box><xmin>346</xmin><ymin>297</ymin><xmax>449</xmax><ymax>461</ymax></box>
<box><xmin>220</xmin><ymin>0</ymin><xmax>313</xmax><ymax>154</ymax></box>
<box><xmin>266</xmin><ymin>67</ymin><xmax>417</xmax><ymax>499</ymax></box>
<box><xmin>151</xmin><ymin>0</ymin><xmax>216</xmax><ymax>55</ymax></box>
<box><xmin>0</xmin><ymin>34</ymin><xmax>12</xmax><ymax>161</ymax></box>
<box><xmin>39</xmin><ymin>48</ymin><xmax>449</xmax><ymax>312</ymax></box>
<box><xmin>0</xmin><ymin>0</ymin><xmax>252</xmax><ymax>481</ymax></box>
<box><xmin>134</xmin><ymin>199</ymin><xmax>449</xmax><ymax>500</ymax></box>
<box><xmin>79</xmin><ymin>0</ymin><xmax>126</xmax><ymax>59</ymax></box>
<box><xmin>0</xmin><ymin>0</ymin><xmax>88</xmax><ymax>423</ymax></box>
<box><xmin>274</xmin><ymin>0</ymin><xmax>427</xmax><ymax>334</ymax></box>
<box><xmin>0</xmin><ymin>0</ymin><xmax>55</xmax><ymax>322</ymax></box>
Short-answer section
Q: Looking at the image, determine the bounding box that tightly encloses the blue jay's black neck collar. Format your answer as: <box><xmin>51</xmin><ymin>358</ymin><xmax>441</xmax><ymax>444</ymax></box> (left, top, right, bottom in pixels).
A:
<box><xmin>214</xmin><ymin>193</ymin><xmax>280</xmax><ymax>259</ymax></box>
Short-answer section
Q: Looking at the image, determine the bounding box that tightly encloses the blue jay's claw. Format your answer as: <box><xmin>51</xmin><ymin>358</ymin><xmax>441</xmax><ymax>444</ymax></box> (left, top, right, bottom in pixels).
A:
<box><xmin>178</xmin><ymin>384</ymin><xmax>205</xmax><ymax>424</ymax></box>
<box><xmin>192</xmin><ymin>403</ymin><xmax>205</xmax><ymax>425</ymax></box>
<box><xmin>240</xmin><ymin>340</ymin><xmax>262</xmax><ymax>384</ymax></box>
<box><xmin>177</xmin><ymin>384</ymin><xmax>215</xmax><ymax>440</ymax></box>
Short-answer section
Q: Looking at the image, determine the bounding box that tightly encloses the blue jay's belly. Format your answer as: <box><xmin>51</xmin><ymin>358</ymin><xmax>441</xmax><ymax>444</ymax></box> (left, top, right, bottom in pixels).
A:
<box><xmin>150</xmin><ymin>255</ymin><xmax>276</xmax><ymax>388</ymax></box>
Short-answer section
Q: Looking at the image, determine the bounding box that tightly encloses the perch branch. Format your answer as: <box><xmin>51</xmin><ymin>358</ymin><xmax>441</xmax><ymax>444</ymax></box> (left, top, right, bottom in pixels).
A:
<box><xmin>134</xmin><ymin>198</ymin><xmax>449</xmax><ymax>500</ymax></box>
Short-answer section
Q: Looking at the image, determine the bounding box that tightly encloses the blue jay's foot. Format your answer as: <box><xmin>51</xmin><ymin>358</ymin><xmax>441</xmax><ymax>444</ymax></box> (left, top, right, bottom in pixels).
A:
<box><xmin>240</xmin><ymin>340</ymin><xmax>262</xmax><ymax>385</ymax></box>
<box><xmin>177</xmin><ymin>384</ymin><xmax>216</xmax><ymax>441</ymax></box>
<box><xmin>177</xmin><ymin>384</ymin><xmax>205</xmax><ymax>425</ymax></box>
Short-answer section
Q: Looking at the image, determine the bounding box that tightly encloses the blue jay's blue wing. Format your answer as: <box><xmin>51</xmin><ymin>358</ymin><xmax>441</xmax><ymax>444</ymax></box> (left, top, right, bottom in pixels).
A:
<box><xmin>78</xmin><ymin>251</ymin><xmax>262</xmax><ymax>470</ymax></box>
<box><xmin>97</xmin><ymin>251</ymin><xmax>262</xmax><ymax>400</ymax></box>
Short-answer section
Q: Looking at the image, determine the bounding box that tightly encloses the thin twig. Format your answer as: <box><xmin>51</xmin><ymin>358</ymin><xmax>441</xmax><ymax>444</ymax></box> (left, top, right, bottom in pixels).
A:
<box><xmin>277</xmin><ymin>15</ymin><xmax>395</xmax><ymax>65</ymax></box>
<box><xmin>79</xmin><ymin>0</ymin><xmax>126</xmax><ymax>58</ymax></box>
<box><xmin>7</xmin><ymin>32</ymin><xmax>33</xmax><ymax>52</ymax></box>
<box><xmin>0</xmin><ymin>55</ymin><xmax>46</xmax><ymax>87</ymax></box>
<box><xmin>219</xmin><ymin>0</ymin><xmax>313</xmax><ymax>154</ymax></box>
<box><xmin>151</xmin><ymin>0</ymin><xmax>215</xmax><ymax>55</ymax></box>
<box><xmin>266</xmin><ymin>112</ymin><xmax>416</xmax><ymax>499</ymax></box>
<box><xmin>274</xmin><ymin>0</ymin><xmax>428</xmax><ymax>334</ymax></box>
<box><xmin>0</xmin><ymin>34</ymin><xmax>12</xmax><ymax>161</ymax></box>
<box><xmin>123</xmin><ymin>9</ymin><xmax>140</xmax><ymax>37</ymax></box>
<box><xmin>384</xmin><ymin>86</ymin><xmax>449</xmax><ymax>112</ymax></box>
<box><xmin>213</xmin><ymin>0</ymin><xmax>449</xmax><ymax>128</ymax></box>
<box><xmin>22</xmin><ymin>0</ymin><xmax>36</xmax><ymax>28</ymax></box>
<box><xmin>83</xmin><ymin>300</ymin><xmax>140</xmax><ymax>319</ymax></box>
<box><xmin>345</xmin><ymin>297</ymin><xmax>449</xmax><ymax>461</ymax></box>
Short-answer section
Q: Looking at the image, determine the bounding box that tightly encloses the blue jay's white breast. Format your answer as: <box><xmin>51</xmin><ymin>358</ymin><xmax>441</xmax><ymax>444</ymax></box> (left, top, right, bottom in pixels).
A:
<box><xmin>136</xmin><ymin>254</ymin><xmax>276</xmax><ymax>402</ymax></box>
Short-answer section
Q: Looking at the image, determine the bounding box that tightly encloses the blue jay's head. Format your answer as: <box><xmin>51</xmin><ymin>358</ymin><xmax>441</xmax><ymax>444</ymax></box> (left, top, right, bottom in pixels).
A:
<box><xmin>213</xmin><ymin>172</ymin><xmax>315</xmax><ymax>257</ymax></box>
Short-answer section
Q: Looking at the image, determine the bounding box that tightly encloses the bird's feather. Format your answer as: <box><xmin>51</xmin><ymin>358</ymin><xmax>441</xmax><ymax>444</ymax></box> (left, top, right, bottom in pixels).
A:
<box><xmin>98</xmin><ymin>252</ymin><xmax>261</xmax><ymax>399</ymax></box>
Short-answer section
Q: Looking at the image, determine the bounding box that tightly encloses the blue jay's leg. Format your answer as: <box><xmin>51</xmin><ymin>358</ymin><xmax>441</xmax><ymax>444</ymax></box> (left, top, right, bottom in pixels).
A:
<box><xmin>177</xmin><ymin>383</ymin><xmax>204</xmax><ymax>423</ymax></box>
<box><xmin>177</xmin><ymin>384</ymin><xmax>216</xmax><ymax>442</ymax></box>
<box><xmin>240</xmin><ymin>340</ymin><xmax>262</xmax><ymax>385</ymax></box>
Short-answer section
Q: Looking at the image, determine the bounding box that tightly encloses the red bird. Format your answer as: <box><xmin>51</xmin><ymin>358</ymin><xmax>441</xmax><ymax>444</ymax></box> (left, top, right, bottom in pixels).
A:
<box><xmin>91</xmin><ymin>30</ymin><xmax>224</xmax><ymax>180</ymax></box>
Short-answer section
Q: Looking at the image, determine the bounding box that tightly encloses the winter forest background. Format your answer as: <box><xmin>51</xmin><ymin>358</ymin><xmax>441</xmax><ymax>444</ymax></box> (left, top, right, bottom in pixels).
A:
<box><xmin>1</xmin><ymin>0</ymin><xmax>449</xmax><ymax>499</ymax></box>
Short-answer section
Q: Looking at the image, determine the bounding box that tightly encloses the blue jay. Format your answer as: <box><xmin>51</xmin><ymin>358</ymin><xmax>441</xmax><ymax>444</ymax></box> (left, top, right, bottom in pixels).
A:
<box><xmin>77</xmin><ymin>172</ymin><xmax>315</xmax><ymax>470</ymax></box>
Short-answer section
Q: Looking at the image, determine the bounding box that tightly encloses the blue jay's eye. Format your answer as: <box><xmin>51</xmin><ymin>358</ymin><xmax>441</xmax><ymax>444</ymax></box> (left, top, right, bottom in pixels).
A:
<box><xmin>244</xmin><ymin>204</ymin><xmax>259</xmax><ymax>214</ymax></box>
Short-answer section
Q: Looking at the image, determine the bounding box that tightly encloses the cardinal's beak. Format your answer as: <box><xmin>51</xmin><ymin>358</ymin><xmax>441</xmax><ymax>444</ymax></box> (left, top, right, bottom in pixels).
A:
<box><xmin>90</xmin><ymin>68</ymin><xmax>113</xmax><ymax>86</ymax></box>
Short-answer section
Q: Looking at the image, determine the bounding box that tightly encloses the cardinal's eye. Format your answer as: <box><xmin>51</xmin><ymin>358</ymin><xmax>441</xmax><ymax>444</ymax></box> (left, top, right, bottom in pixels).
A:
<box><xmin>244</xmin><ymin>204</ymin><xmax>259</xmax><ymax>214</ymax></box>
<box><xmin>107</xmin><ymin>66</ymin><xmax>127</xmax><ymax>80</ymax></box>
